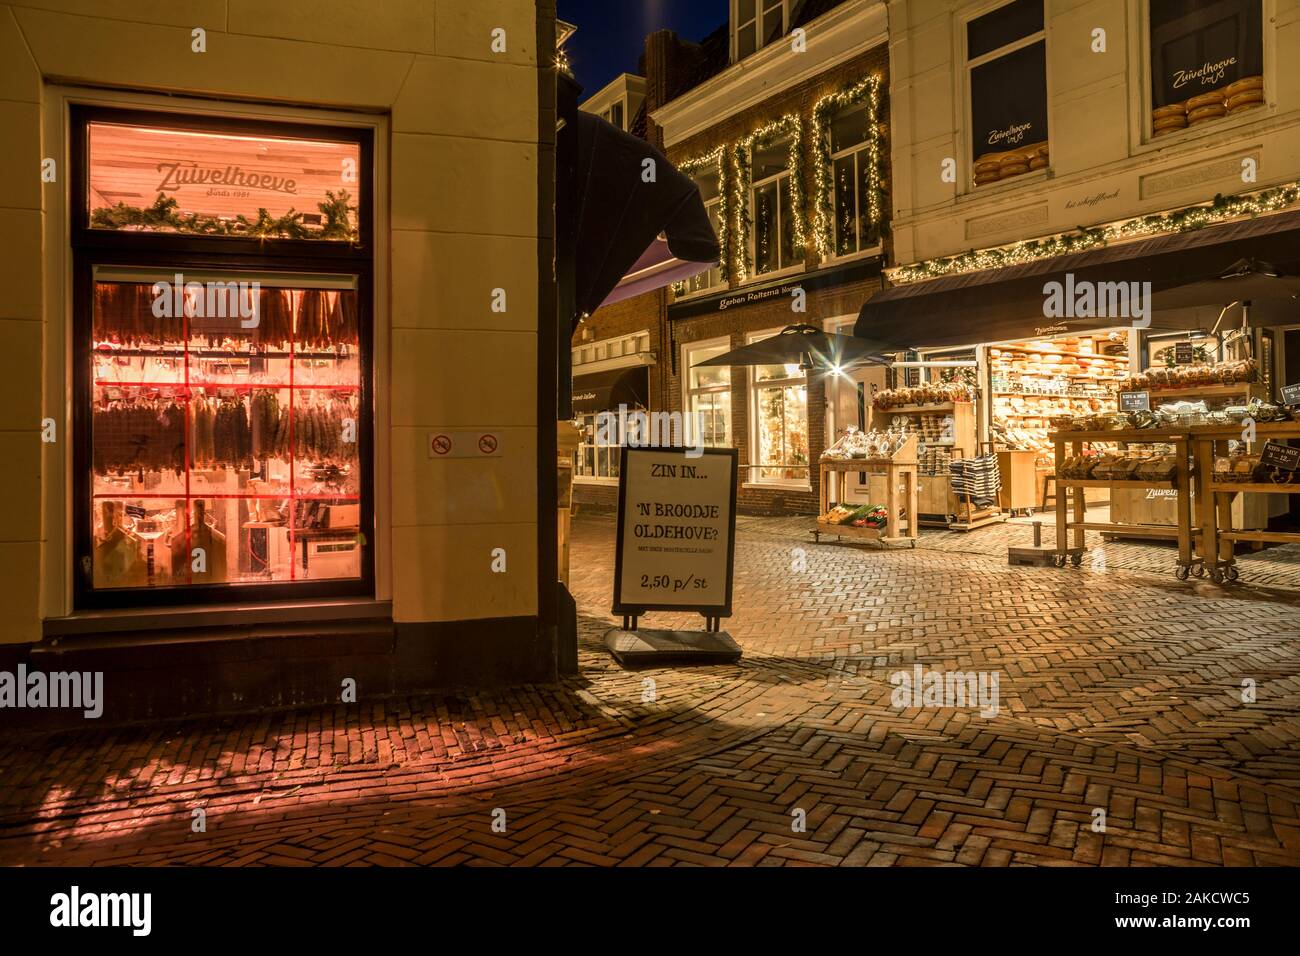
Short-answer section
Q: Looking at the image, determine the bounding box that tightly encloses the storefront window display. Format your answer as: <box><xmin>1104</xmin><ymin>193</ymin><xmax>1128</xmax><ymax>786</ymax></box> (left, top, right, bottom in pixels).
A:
<box><xmin>967</xmin><ymin>0</ymin><xmax>1049</xmax><ymax>187</ymax></box>
<box><xmin>1149</xmin><ymin>0</ymin><xmax>1263</xmax><ymax>137</ymax></box>
<box><xmin>750</xmin><ymin>343</ymin><xmax>809</xmax><ymax>482</ymax></box>
<box><xmin>683</xmin><ymin>340</ymin><xmax>732</xmax><ymax>447</ymax></box>
<box><xmin>73</xmin><ymin>107</ymin><xmax>373</xmax><ymax>609</ymax></box>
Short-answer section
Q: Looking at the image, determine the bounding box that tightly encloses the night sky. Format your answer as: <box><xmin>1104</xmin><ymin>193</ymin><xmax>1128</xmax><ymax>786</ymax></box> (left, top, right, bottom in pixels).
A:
<box><xmin>558</xmin><ymin>0</ymin><xmax>729</xmax><ymax>97</ymax></box>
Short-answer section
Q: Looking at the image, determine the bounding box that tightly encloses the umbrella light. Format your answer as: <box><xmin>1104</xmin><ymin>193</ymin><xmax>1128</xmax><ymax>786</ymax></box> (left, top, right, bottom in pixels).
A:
<box><xmin>692</xmin><ymin>323</ymin><xmax>899</xmax><ymax>372</ymax></box>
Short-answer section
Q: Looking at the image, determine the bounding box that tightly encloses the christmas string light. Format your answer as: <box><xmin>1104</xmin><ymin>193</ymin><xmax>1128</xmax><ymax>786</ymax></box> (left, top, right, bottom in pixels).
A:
<box><xmin>890</xmin><ymin>181</ymin><xmax>1300</xmax><ymax>284</ymax></box>
<box><xmin>811</xmin><ymin>74</ymin><xmax>887</xmax><ymax>258</ymax></box>
<box><xmin>676</xmin><ymin>146</ymin><xmax>730</xmax><ymax>284</ymax></box>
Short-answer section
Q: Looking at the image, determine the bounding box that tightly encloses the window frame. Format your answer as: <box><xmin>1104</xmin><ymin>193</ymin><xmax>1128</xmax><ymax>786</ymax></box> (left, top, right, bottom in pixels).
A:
<box><xmin>70</xmin><ymin>104</ymin><xmax>376</xmax><ymax>610</ymax></box>
<box><xmin>745</xmin><ymin>328</ymin><xmax>811</xmax><ymax>488</ymax></box>
<box><xmin>748</xmin><ymin>149</ymin><xmax>798</xmax><ymax>279</ymax></box>
<box><xmin>733</xmin><ymin>0</ymin><xmax>790</xmax><ymax>64</ymax></box>
<box><xmin>962</xmin><ymin>0</ymin><xmax>1049</xmax><ymax>192</ymax></box>
<box><xmin>681</xmin><ymin>336</ymin><xmax>733</xmax><ymax>449</ymax></box>
<box><xmin>826</xmin><ymin>104</ymin><xmax>885</xmax><ymax>263</ymax></box>
<box><xmin>1138</xmin><ymin>0</ymin><xmax>1269</xmax><ymax>147</ymax></box>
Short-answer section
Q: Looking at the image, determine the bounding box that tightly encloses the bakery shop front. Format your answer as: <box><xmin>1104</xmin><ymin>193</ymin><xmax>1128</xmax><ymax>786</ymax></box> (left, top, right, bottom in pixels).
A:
<box><xmin>857</xmin><ymin>203</ymin><xmax>1300</xmax><ymax>537</ymax></box>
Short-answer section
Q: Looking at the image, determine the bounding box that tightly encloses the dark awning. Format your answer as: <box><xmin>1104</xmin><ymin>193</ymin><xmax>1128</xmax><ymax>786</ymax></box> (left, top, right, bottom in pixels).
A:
<box><xmin>573</xmin><ymin>112</ymin><xmax>720</xmax><ymax>322</ymax></box>
<box><xmin>855</xmin><ymin>208</ymin><xmax>1300</xmax><ymax>349</ymax></box>
<box><xmin>571</xmin><ymin>365</ymin><xmax>649</xmax><ymax>415</ymax></box>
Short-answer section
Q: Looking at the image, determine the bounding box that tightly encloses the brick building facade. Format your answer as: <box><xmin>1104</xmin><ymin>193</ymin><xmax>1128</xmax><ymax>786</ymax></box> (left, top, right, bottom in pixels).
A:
<box><xmin>573</xmin><ymin>0</ymin><xmax>891</xmax><ymax>516</ymax></box>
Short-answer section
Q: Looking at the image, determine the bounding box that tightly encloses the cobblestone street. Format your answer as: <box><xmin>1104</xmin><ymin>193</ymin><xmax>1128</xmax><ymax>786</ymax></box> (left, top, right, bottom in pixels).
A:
<box><xmin>2</xmin><ymin>513</ymin><xmax>1298</xmax><ymax>866</ymax></box>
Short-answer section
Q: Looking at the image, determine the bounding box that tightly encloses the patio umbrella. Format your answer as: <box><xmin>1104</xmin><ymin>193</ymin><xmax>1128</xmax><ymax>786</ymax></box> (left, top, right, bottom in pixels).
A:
<box><xmin>1152</xmin><ymin>258</ymin><xmax>1300</xmax><ymax>340</ymax></box>
<box><xmin>693</xmin><ymin>323</ymin><xmax>899</xmax><ymax>371</ymax></box>
<box><xmin>571</xmin><ymin>111</ymin><xmax>720</xmax><ymax>324</ymax></box>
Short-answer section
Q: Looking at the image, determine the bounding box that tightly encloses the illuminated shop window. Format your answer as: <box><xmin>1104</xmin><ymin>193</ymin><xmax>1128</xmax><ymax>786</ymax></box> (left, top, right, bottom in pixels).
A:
<box><xmin>86</xmin><ymin>121</ymin><xmax>362</xmax><ymax>241</ymax></box>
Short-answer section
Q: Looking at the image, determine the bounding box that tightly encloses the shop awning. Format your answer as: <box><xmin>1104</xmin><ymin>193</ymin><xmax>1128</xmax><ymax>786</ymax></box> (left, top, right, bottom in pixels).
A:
<box><xmin>571</xmin><ymin>365</ymin><xmax>649</xmax><ymax>415</ymax></box>
<box><xmin>572</xmin><ymin>112</ymin><xmax>720</xmax><ymax>321</ymax></box>
<box><xmin>855</xmin><ymin>208</ymin><xmax>1300</xmax><ymax>349</ymax></box>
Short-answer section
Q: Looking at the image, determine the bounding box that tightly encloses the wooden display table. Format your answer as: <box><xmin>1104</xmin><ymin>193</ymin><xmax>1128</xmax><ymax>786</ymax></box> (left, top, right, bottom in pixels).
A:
<box><xmin>1189</xmin><ymin>422</ymin><xmax>1300</xmax><ymax>584</ymax></box>
<box><xmin>814</xmin><ymin>435</ymin><xmax>919</xmax><ymax>547</ymax></box>
<box><xmin>1049</xmin><ymin>428</ymin><xmax>1196</xmax><ymax>576</ymax></box>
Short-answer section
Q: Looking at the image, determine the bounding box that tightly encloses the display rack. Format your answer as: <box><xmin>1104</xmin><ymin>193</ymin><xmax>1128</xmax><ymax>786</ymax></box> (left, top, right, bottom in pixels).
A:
<box><xmin>1050</xmin><ymin>428</ymin><xmax>1197</xmax><ymax>576</ymax></box>
<box><xmin>1111</xmin><ymin>381</ymin><xmax>1271</xmax><ymax>536</ymax></box>
<box><xmin>1192</xmin><ymin>422</ymin><xmax>1300</xmax><ymax>583</ymax></box>
<box><xmin>814</xmin><ymin>434</ymin><xmax>919</xmax><ymax>547</ymax></box>
<box><xmin>871</xmin><ymin>400</ymin><xmax>974</xmax><ymax>527</ymax></box>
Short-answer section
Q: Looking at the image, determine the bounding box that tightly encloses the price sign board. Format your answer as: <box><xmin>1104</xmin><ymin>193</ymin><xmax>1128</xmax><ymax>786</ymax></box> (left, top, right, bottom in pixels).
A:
<box><xmin>1119</xmin><ymin>390</ymin><xmax>1151</xmax><ymax>412</ymax></box>
<box><xmin>1174</xmin><ymin>341</ymin><xmax>1194</xmax><ymax>365</ymax></box>
<box><xmin>613</xmin><ymin>446</ymin><xmax>738</xmax><ymax>618</ymax></box>
<box><xmin>1281</xmin><ymin>383</ymin><xmax>1300</xmax><ymax>407</ymax></box>
<box><xmin>1260</xmin><ymin>440</ymin><xmax>1300</xmax><ymax>473</ymax></box>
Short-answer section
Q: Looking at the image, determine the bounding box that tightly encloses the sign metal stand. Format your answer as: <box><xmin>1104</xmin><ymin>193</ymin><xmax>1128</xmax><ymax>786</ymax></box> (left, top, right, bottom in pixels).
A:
<box><xmin>605</xmin><ymin>446</ymin><xmax>742</xmax><ymax>667</ymax></box>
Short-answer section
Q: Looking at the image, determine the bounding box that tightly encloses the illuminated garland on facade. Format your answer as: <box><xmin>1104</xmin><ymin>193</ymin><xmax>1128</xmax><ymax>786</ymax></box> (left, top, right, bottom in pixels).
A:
<box><xmin>891</xmin><ymin>181</ymin><xmax>1300</xmax><ymax>284</ymax></box>
<box><xmin>676</xmin><ymin>145</ymin><xmax>730</xmax><ymax>282</ymax></box>
<box><xmin>811</xmin><ymin>74</ymin><xmax>886</xmax><ymax>258</ymax></box>
<box><xmin>733</xmin><ymin>113</ymin><xmax>805</xmax><ymax>282</ymax></box>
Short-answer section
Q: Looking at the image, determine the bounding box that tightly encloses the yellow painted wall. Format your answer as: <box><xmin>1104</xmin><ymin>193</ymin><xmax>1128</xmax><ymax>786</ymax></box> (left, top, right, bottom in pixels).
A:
<box><xmin>0</xmin><ymin>0</ymin><xmax>543</xmax><ymax>642</ymax></box>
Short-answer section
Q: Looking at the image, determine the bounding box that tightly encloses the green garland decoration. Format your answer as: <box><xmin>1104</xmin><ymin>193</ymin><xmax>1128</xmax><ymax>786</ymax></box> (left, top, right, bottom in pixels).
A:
<box><xmin>675</xmin><ymin>146</ymin><xmax>730</xmax><ymax>286</ymax></box>
<box><xmin>89</xmin><ymin>189</ymin><xmax>358</xmax><ymax>242</ymax></box>
<box><xmin>891</xmin><ymin>181</ymin><xmax>1300</xmax><ymax>284</ymax></box>
<box><xmin>811</xmin><ymin>74</ymin><xmax>887</xmax><ymax>258</ymax></box>
<box><xmin>733</xmin><ymin>113</ymin><xmax>805</xmax><ymax>281</ymax></box>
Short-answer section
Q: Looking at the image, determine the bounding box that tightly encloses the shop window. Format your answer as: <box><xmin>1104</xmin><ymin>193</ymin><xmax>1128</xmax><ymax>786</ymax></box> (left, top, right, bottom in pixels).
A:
<box><xmin>750</xmin><ymin>138</ymin><xmax>797</xmax><ymax>276</ymax></box>
<box><xmin>575</xmin><ymin>413</ymin><xmax>625</xmax><ymax>481</ymax></box>
<box><xmin>967</xmin><ymin>0</ymin><xmax>1049</xmax><ymax>188</ymax></box>
<box><xmin>749</xmin><ymin>334</ymin><xmax>809</xmax><ymax>483</ymax></box>
<box><xmin>683</xmin><ymin>340</ymin><xmax>732</xmax><ymax>447</ymax></box>
<box><xmin>683</xmin><ymin>169</ymin><xmax>725</xmax><ymax>295</ymax></box>
<box><xmin>74</xmin><ymin>107</ymin><xmax>373</xmax><ymax>610</ymax></box>
<box><xmin>735</xmin><ymin>0</ymin><xmax>787</xmax><ymax>62</ymax></box>
<box><xmin>1148</xmin><ymin>0</ymin><xmax>1263</xmax><ymax>137</ymax></box>
<box><xmin>85</xmin><ymin>119</ymin><xmax>362</xmax><ymax>242</ymax></box>
<box><xmin>829</xmin><ymin>104</ymin><xmax>882</xmax><ymax>257</ymax></box>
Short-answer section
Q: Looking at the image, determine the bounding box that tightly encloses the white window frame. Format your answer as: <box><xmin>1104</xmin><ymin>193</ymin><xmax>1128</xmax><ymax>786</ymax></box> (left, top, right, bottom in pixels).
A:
<box><xmin>1135</xmin><ymin>0</ymin><xmax>1270</xmax><ymax>149</ymax></box>
<box><xmin>745</xmin><ymin>328</ymin><xmax>811</xmax><ymax>488</ymax></box>
<box><xmin>748</xmin><ymin>151</ymin><xmax>800</xmax><ymax>279</ymax></box>
<box><xmin>679</xmin><ymin>191</ymin><xmax>725</xmax><ymax>299</ymax></box>
<box><xmin>962</xmin><ymin>0</ymin><xmax>1048</xmax><ymax>191</ymax></box>
<box><xmin>733</xmin><ymin>0</ymin><xmax>790</xmax><ymax>64</ymax></box>
<box><xmin>573</xmin><ymin>411</ymin><xmax>623</xmax><ymax>485</ymax></box>
<box><xmin>681</xmin><ymin>336</ymin><xmax>733</xmax><ymax>448</ymax></box>
<box><xmin>826</xmin><ymin>104</ymin><xmax>885</xmax><ymax>263</ymax></box>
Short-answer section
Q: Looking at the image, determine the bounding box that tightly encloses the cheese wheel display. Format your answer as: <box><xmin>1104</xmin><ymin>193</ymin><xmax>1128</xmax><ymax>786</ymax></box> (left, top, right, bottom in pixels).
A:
<box><xmin>1153</xmin><ymin>114</ymin><xmax>1188</xmax><ymax>133</ymax></box>
<box><xmin>974</xmin><ymin>152</ymin><xmax>1007</xmax><ymax>174</ymax></box>
<box><xmin>999</xmin><ymin>163</ymin><xmax>1030</xmax><ymax>178</ymax></box>
<box><xmin>1028</xmin><ymin>155</ymin><xmax>1048</xmax><ymax>170</ymax></box>
<box><xmin>1152</xmin><ymin>102</ymin><xmax>1187</xmax><ymax>120</ymax></box>
<box><xmin>1226</xmin><ymin>89</ymin><xmax>1265</xmax><ymax>112</ymax></box>
<box><xmin>1224</xmin><ymin>75</ymin><xmax>1263</xmax><ymax>98</ymax></box>
<box><xmin>1186</xmin><ymin>91</ymin><xmax>1226</xmax><ymax>111</ymax></box>
<box><xmin>1188</xmin><ymin>103</ymin><xmax>1227</xmax><ymax>125</ymax></box>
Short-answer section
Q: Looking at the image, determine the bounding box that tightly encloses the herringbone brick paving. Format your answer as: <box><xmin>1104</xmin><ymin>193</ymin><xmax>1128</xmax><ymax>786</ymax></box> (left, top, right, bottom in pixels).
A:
<box><xmin>0</xmin><ymin>513</ymin><xmax>1297</xmax><ymax>866</ymax></box>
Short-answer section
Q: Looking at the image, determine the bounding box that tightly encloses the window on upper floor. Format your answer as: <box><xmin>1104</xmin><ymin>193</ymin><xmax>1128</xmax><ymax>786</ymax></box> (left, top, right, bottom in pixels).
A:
<box><xmin>682</xmin><ymin>168</ymin><xmax>725</xmax><ymax>295</ymax></box>
<box><xmin>1148</xmin><ymin>0</ymin><xmax>1263</xmax><ymax>139</ymax></box>
<box><xmin>735</xmin><ymin>0</ymin><xmax>788</xmax><ymax>62</ymax></box>
<box><xmin>967</xmin><ymin>0</ymin><xmax>1048</xmax><ymax>189</ymax></box>
<box><xmin>750</xmin><ymin>137</ymin><xmax>797</xmax><ymax>276</ymax></box>
<box><xmin>829</xmin><ymin>104</ymin><xmax>882</xmax><ymax>258</ymax></box>
<box><xmin>600</xmin><ymin>100</ymin><xmax>626</xmax><ymax>130</ymax></box>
